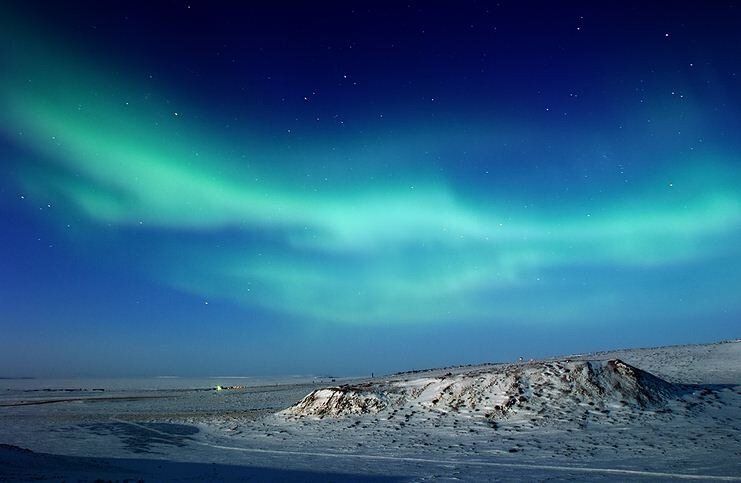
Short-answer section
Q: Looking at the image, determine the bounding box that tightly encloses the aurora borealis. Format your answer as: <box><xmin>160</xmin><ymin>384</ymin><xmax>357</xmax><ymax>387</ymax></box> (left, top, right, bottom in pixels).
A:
<box><xmin>1</xmin><ymin>2</ymin><xmax>739</xmax><ymax>376</ymax></box>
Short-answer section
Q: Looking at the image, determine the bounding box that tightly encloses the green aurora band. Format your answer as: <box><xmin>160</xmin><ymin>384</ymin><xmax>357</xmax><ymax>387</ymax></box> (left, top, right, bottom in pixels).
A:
<box><xmin>2</xmin><ymin>18</ymin><xmax>740</xmax><ymax>325</ymax></box>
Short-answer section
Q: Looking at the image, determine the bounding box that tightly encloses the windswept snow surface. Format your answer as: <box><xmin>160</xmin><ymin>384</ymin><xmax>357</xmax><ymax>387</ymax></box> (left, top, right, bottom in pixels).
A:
<box><xmin>1</xmin><ymin>341</ymin><xmax>740</xmax><ymax>481</ymax></box>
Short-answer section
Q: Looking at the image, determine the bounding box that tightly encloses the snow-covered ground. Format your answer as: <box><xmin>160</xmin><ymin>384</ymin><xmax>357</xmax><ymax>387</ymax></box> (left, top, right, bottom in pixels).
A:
<box><xmin>1</xmin><ymin>341</ymin><xmax>739</xmax><ymax>481</ymax></box>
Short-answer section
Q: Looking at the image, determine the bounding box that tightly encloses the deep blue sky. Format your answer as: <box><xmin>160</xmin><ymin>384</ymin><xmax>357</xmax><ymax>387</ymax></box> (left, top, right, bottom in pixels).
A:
<box><xmin>1</xmin><ymin>2</ymin><xmax>739</xmax><ymax>377</ymax></box>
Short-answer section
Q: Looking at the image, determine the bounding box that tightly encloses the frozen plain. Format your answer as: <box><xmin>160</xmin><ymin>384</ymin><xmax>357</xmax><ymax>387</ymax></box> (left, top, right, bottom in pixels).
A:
<box><xmin>0</xmin><ymin>341</ymin><xmax>739</xmax><ymax>481</ymax></box>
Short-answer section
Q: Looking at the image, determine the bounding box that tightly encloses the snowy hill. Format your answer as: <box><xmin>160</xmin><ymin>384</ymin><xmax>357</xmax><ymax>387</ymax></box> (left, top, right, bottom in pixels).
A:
<box><xmin>282</xmin><ymin>359</ymin><xmax>683</xmax><ymax>422</ymax></box>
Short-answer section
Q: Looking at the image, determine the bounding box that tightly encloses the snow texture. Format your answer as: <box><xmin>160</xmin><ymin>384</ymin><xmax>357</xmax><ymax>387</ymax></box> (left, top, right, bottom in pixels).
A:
<box><xmin>281</xmin><ymin>359</ymin><xmax>682</xmax><ymax>421</ymax></box>
<box><xmin>1</xmin><ymin>340</ymin><xmax>739</xmax><ymax>481</ymax></box>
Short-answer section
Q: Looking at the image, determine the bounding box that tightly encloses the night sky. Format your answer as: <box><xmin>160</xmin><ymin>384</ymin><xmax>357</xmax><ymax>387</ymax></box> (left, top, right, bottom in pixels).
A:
<box><xmin>1</xmin><ymin>2</ymin><xmax>739</xmax><ymax>377</ymax></box>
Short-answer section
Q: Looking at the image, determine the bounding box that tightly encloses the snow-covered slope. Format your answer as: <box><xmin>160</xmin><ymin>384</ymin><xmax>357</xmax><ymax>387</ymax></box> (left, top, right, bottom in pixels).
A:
<box><xmin>283</xmin><ymin>359</ymin><xmax>683</xmax><ymax>421</ymax></box>
<box><xmin>266</xmin><ymin>347</ymin><xmax>739</xmax><ymax>480</ymax></box>
<box><xmin>283</xmin><ymin>385</ymin><xmax>399</xmax><ymax>417</ymax></box>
